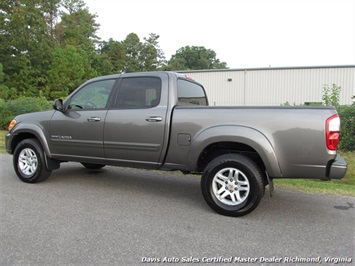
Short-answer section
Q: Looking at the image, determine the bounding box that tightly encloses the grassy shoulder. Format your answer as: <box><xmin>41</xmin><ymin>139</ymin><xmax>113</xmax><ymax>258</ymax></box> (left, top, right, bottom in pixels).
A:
<box><xmin>0</xmin><ymin>130</ymin><xmax>354</xmax><ymax>196</ymax></box>
<box><xmin>0</xmin><ymin>130</ymin><xmax>6</xmax><ymax>153</ymax></box>
<box><xmin>274</xmin><ymin>178</ymin><xmax>355</xmax><ymax>196</ymax></box>
<box><xmin>272</xmin><ymin>151</ymin><xmax>355</xmax><ymax>196</ymax></box>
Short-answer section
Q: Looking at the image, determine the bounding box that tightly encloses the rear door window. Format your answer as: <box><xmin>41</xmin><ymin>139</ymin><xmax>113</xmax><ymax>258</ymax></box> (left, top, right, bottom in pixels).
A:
<box><xmin>115</xmin><ymin>77</ymin><xmax>162</xmax><ymax>109</ymax></box>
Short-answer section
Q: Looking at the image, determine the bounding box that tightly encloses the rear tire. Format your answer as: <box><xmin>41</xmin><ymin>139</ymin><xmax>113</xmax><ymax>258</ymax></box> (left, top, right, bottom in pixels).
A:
<box><xmin>201</xmin><ymin>154</ymin><xmax>264</xmax><ymax>217</ymax></box>
<box><xmin>13</xmin><ymin>139</ymin><xmax>51</xmax><ymax>183</ymax></box>
<box><xmin>81</xmin><ymin>163</ymin><xmax>106</xmax><ymax>169</ymax></box>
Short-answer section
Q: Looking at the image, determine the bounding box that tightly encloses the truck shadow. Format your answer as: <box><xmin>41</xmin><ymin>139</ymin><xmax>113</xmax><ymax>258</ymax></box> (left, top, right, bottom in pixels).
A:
<box><xmin>334</xmin><ymin>202</ymin><xmax>354</xmax><ymax>210</ymax></box>
<box><xmin>46</xmin><ymin>162</ymin><xmax>354</xmax><ymax>220</ymax></box>
<box><xmin>48</xmin><ymin>162</ymin><xmax>206</xmax><ymax>209</ymax></box>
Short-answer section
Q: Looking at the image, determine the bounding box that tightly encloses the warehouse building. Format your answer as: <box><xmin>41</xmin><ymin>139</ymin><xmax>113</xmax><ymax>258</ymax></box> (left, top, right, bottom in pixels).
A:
<box><xmin>181</xmin><ymin>65</ymin><xmax>355</xmax><ymax>106</ymax></box>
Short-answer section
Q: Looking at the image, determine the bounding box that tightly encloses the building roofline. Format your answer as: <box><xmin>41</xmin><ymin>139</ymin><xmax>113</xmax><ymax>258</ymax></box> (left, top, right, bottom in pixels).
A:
<box><xmin>178</xmin><ymin>65</ymin><xmax>355</xmax><ymax>73</ymax></box>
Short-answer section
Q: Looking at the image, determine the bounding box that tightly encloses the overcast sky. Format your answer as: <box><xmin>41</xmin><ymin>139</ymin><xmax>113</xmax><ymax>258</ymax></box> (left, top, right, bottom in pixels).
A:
<box><xmin>84</xmin><ymin>0</ymin><xmax>355</xmax><ymax>69</ymax></box>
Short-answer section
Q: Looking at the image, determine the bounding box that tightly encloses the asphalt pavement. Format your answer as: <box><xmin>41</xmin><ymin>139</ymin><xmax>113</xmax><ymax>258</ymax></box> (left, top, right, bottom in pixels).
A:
<box><xmin>0</xmin><ymin>154</ymin><xmax>354</xmax><ymax>265</ymax></box>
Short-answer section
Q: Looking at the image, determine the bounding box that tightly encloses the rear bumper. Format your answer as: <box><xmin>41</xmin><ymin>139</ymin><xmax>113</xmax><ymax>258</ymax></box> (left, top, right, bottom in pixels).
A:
<box><xmin>327</xmin><ymin>154</ymin><xmax>347</xmax><ymax>179</ymax></box>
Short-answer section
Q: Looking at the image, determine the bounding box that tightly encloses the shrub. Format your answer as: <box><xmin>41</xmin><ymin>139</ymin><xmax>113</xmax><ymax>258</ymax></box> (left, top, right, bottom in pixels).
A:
<box><xmin>0</xmin><ymin>97</ymin><xmax>52</xmax><ymax>129</ymax></box>
<box><xmin>338</xmin><ymin>105</ymin><xmax>355</xmax><ymax>151</ymax></box>
<box><xmin>322</xmin><ymin>84</ymin><xmax>341</xmax><ymax>109</ymax></box>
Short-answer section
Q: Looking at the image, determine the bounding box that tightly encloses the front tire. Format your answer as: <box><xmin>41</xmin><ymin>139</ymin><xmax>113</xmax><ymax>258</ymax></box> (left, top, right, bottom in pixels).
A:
<box><xmin>201</xmin><ymin>154</ymin><xmax>265</xmax><ymax>217</ymax></box>
<box><xmin>13</xmin><ymin>139</ymin><xmax>51</xmax><ymax>183</ymax></box>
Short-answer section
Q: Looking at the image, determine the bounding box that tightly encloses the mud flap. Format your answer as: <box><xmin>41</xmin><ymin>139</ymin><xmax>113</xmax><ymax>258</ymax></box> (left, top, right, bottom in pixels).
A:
<box><xmin>266</xmin><ymin>171</ymin><xmax>274</xmax><ymax>197</ymax></box>
<box><xmin>44</xmin><ymin>153</ymin><xmax>60</xmax><ymax>170</ymax></box>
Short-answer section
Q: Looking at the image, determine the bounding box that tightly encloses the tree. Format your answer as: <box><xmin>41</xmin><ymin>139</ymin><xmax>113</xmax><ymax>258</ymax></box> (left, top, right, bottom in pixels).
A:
<box><xmin>0</xmin><ymin>0</ymin><xmax>101</xmax><ymax>99</ymax></box>
<box><xmin>122</xmin><ymin>33</ymin><xmax>143</xmax><ymax>72</ymax></box>
<box><xmin>48</xmin><ymin>45</ymin><xmax>96</xmax><ymax>99</ymax></box>
<box><xmin>0</xmin><ymin>0</ymin><xmax>58</xmax><ymax>97</ymax></box>
<box><xmin>141</xmin><ymin>33</ymin><xmax>166</xmax><ymax>71</ymax></box>
<box><xmin>61</xmin><ymin>0</ymin><xmax>86</xmax><ymax>14</ymax></box>
<box><xmin>121</xmin><ymin>32</ymin><xmax>167</xmax><ymax>72</ymax></box>
<box><xmin>167</xmin><ymin>46</ymin><xmax>227</xmax><ymax>70</ymax></box>
<box><xmin>91</xmin><ymin>52</ymin><xmax>115</xmax><ymax>76</ymax></box>
<box><xmin>41</xmin><ymin>0</ymin><xmax>61</xmax><ymax>37</ymax></box>
<box><xmin>163</xmin><ymin>58</ymin><xmax>189</xmax><ymax>71</ymax></box>
<box><xmin>0</xmin><ymin>63</ymin><xmax>17</xmax><ymax>99</ymax></box>
<box><xmin>99</xmin><ymin>38</ymin><xmax>126</xmax><ymax>73</ymax></box>
<box><xmin>1</xmin><ymin>0</ymin><xmax>230</xmax><ymax>100</ymax></box>
<box><xmin>54</xmin><ymin>4</ymin><xmax>99</xmax><ymax>52</ymax></box>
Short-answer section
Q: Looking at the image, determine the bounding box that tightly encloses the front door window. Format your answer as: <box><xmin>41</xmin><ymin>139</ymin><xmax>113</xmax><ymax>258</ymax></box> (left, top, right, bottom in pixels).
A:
<box><xmin>68</xmin><ymin>79</ymin><xmax>116</xmax><ymax>110</ymax></box>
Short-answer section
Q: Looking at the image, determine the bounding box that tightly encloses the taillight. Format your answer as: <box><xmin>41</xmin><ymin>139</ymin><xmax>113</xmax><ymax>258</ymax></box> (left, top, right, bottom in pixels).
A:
<box><xmin>326</xmin><ymin>114</ymin><xmax>340</xmax><ymax>150</ymax></box>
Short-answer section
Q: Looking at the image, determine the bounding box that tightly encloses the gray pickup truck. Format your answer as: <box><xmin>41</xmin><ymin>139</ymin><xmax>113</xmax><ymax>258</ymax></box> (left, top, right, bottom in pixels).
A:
<box><xmin>5</xmin><ymin>71</ymin><xmax>348</xmax><ymax>216</ymax></box>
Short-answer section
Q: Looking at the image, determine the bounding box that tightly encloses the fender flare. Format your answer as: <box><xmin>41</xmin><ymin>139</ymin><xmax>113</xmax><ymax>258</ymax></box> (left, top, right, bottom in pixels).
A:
<box><xmin>187</xmin><ymin>125</ymin><xmax>282</xmax><ymax>177</ymax></box>
<box><xmin>10</xmin><ymin>123</ymin><xmax>59</xmax><ymax>170</ymax></box>
<box><xmin>12</xmin><ymin>123</ymin><xmax>51</xmax><ymax>155</ymax></box>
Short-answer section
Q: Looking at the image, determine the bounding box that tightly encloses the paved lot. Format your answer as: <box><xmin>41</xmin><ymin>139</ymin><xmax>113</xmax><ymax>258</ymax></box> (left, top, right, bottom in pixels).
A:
<box><xmin>0</xmin><ymin>154</ymin><xmax>354</xmax><ymax>265</ymax></box>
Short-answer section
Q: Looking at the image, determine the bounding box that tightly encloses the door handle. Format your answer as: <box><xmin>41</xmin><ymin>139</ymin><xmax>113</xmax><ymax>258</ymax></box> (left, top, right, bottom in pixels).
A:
<box><xmin>145</xmin><ymin>116</ymin><xmax>163</xmax><ymax>122</ymax></box>
<box><xmin>87</xmin><ymin>117</ymin><xmax>101</xmax><ymax>122</ymax></box>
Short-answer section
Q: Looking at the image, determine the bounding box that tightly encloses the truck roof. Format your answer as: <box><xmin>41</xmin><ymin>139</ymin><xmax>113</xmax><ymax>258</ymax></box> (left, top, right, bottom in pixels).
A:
<box><xmin>86</xmin><ymin>71</ymin><xmax>201</xmax><ymax>85</ymax></box>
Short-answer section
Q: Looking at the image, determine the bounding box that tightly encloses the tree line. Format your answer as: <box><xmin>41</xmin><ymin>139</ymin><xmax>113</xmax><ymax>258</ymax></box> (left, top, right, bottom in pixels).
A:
<box><xmin>0</xmin><ymin>0</ymin><xmax>228</xmax><ymax>101</ymax></box>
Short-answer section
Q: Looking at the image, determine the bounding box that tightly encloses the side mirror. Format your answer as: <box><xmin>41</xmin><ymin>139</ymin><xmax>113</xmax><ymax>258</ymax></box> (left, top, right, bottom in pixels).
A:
<box><xmin>53</xmin><ymin>99</ymin><xmax>64</xmax><ymax>112</ymax></box>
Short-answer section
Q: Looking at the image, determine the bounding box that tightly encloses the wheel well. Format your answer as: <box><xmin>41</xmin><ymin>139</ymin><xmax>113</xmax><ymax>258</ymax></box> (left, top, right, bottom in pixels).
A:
<box><xmin>197</xmin><ymin>142</ymin><xmax>266</xmax><ymax>173</ymax></box>
<box><xmin>10</xmin><ymin>133</ymin><xmax>37</xmax><ymax>152</ymax></box>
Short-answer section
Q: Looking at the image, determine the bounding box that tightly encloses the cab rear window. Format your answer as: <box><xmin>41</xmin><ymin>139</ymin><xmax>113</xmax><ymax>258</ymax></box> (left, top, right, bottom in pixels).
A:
<box><xmin>177</xmin><ymin>79</ymin><xmax>207</xmax><ymax>106</ymax></box>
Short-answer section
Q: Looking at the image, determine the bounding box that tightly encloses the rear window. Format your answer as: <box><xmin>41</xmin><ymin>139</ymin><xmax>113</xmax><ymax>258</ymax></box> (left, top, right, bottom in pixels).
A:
<box><xmin>177</xmin><ymin>79</ymin><xmax>207</xmax><ymax>106</ymax></box>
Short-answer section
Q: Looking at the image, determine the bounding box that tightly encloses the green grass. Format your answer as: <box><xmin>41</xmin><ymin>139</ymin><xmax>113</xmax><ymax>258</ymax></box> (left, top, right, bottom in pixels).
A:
<box><xmin>341</xmin><ymin>151</ymin><xmax>355</xmax><ymax>184</ymax></box>
<box><xmin>274</xmin><ymin>178</ymin><xmax>355</xmax><ymax>196</ymax></box>
<box><xmin>273</xmin><ymin>151</ymin><xmax>355</xmax><ymax>196</ymax></box>
<box><xmin>0</xmin><ymin>130</ymin><xmax>6</xmax><ymax>153</ymax></box>
<box><xmin>1</xmin><ymin>130</ymin><xmax>354</xmax><ymax>196</ymax></box>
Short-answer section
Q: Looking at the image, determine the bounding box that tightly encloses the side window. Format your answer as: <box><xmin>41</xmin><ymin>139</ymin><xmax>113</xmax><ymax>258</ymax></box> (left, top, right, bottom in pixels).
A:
<box><xmin>115</xmin><ymin>77</ymin><xmax>161</xmax><ymax>109</ymax></box>
<box><xmin>177</xmin><ymin>79</ymin><xmax>207</xmax><ymax>106</ymax></box>
<box><xmin>68</xmin><ymin>79</ymin><xmax>116</xmax><ymax>110</ymax></box>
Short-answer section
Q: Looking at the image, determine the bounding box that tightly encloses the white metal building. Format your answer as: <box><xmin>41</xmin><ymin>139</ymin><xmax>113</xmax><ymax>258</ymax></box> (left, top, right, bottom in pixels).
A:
<box><xmin>181</xmin><ymin>65</ymin><xmax>355</xmax><ymax>106</ymax></box>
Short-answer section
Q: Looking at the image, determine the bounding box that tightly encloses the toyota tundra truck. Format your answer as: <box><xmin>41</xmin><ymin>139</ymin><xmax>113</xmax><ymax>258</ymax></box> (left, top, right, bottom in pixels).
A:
<box><xmin>5</xmin><ymin>71</ymin><xmax>348</xmax><ymax>216</ymax></box>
